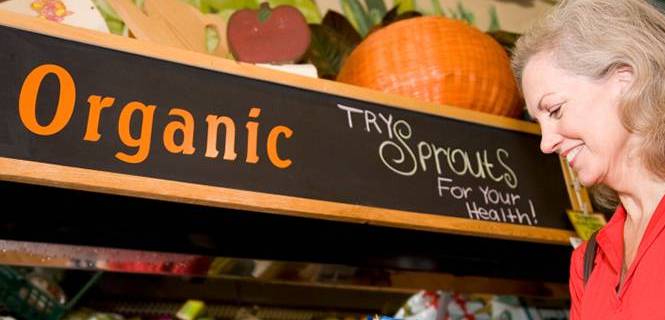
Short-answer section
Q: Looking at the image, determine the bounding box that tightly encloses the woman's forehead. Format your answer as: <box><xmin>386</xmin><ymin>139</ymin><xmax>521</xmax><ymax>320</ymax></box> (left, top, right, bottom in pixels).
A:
<box><xmin>522</xmin><ymin>54</ymin><xmax>586</xmax><ymax>101</ymax></box>
<box><xmin>522</xmin><ymin>55</ymin><xmax>561</xmax><ymax>106</ymax></box>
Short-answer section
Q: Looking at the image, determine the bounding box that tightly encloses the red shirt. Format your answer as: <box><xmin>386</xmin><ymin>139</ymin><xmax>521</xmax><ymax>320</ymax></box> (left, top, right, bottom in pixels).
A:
<box><xmin>570</xmin><ymin>195</ymin><xmax>665</xmax><ymax>319</ymax></box>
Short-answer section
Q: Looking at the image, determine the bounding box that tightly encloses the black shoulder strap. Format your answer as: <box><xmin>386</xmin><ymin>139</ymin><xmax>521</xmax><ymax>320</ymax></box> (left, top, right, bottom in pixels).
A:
<box><xmin>583</xmin><ymin>231</ymin><xmax>600</xmax><ymax>286</ymax></box>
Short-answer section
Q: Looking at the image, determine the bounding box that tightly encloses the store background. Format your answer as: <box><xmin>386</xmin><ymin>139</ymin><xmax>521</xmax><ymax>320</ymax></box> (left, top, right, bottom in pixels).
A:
<box><xmin>0</xmin><ymin>1</ymin><xmax>577</xmax><ymax>320</ymax></box>
<box><xmin>316</xmin><ymin>0</ymin><xmax>555</xmax><ymax>33</ymax></box>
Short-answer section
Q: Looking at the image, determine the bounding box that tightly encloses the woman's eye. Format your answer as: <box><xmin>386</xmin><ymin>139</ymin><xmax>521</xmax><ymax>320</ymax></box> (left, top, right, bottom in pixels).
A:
<box><xmin>548</xmin><ymin>104</ymin><xmax>563</xmax><ymax>119</ymax></box>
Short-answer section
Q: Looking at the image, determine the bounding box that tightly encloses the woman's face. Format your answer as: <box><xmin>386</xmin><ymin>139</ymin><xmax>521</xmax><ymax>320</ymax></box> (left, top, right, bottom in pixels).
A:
<box><xmin>522</xmin><ymin>52</ymin><xmax>634</xmax><ymax>187</ymax></box>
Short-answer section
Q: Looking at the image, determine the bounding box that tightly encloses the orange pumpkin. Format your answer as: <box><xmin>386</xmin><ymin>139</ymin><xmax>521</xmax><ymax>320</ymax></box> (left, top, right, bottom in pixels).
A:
<box><xmin>337</xmin><ymin>16</ymin><xmax>522</xmax><ymax>118</ymax></box>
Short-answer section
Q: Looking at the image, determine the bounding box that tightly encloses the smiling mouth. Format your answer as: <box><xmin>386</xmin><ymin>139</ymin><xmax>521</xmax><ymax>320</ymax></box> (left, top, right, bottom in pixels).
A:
<box><xmin>565</xmin><ymin>145</ymin><xmax>583</xmax><ymax>166</ymax></box>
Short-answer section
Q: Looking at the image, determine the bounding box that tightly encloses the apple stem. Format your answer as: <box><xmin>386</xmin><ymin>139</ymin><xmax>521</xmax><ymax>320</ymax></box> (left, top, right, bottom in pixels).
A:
<box><xmin>258</xmin><ymin>2</ymin><xmax>272</xmax><ymax>23</ymax></box>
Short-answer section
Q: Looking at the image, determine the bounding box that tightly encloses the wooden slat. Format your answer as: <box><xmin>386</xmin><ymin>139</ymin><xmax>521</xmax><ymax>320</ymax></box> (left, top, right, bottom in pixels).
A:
<box><xmin>104</xmin><ymin>0</ymin><xmax>185</xmax><ymax>49</ymax></box>
<box><xmin>105</xmin><ymin>0</ymin><xmax>228</xmax><ymax>56</ymax></box>
<box><xmin>0</xmin><ymin>157</ymin><xmax>575</xmax><ymax>244</ymax></box>
<box><xmin>559</xmin><ymin>155</ymin><xmax>593</xmax><ymax>213</ymax></box>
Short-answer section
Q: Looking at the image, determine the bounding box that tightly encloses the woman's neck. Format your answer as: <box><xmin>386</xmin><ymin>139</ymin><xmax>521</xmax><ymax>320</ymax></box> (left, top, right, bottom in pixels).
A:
<box><xmin>616</xmin><ymin>173</ymin><xmax>665</xmax><ymax>226</ymax></box>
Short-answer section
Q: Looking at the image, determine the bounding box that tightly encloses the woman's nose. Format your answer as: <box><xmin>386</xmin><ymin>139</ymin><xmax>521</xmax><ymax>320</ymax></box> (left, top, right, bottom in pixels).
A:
<box><xmin>540</xmin><ymin>130</ymin><xmax>562</xmax><ymax>154</ymax></box>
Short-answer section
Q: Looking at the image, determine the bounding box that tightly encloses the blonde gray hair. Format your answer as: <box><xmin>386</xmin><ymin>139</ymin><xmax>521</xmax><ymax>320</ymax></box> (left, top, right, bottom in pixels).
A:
<box><xmin>512</xmin><ymin>0</ymin><xmax>665</xmax><ymax>209</ymax></box>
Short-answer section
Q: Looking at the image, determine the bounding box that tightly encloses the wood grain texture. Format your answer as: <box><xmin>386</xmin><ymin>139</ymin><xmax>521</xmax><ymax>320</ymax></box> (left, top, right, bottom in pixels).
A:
<box><xmin>106</xmin><ymin>0</ymin><xmax>228</xmax><ymax>56</ymax></box>
<box><xmin>559</xmin><ymin>155</ymin><xmax>593</xmax><ymax>213</ymax></box>
<box><xmin>0</xmin><ymin>157</ymin><xmax>575</xmax><ymax>244</ymax></box>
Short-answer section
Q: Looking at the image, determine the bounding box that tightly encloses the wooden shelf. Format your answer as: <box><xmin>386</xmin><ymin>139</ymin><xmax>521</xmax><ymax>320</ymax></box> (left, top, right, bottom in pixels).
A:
<box><xmin>0</xmin><ymin>180</ymin><xmax>572</xmax><ymax>283</ymax></box>
<box><xmin>0</xmin><ymin>9</ymin><xmax>581</xmax><ymax>245</ymax></box>
<box><xmin>0</xmin><ymin>240</ymin><xmax>569</xmax><ymax>299</ymax></box>
<box><xmin>57</xmin><ymin>269</ymin><xmax>568</xmax><ymax>313</ymax></box>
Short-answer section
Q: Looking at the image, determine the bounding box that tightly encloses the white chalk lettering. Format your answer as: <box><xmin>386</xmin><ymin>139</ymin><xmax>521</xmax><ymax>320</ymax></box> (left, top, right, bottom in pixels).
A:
<box><xmin>337</xmin><ymin>104</ymin><xmax>363</xmax><ymax>129</ymax></box>
<box><xmin>378</xmin><ymin>113</ymin><xmax>393</xmax><ymax>139</ymax></box>
<box><xmin>497</xmin><ymin>148</ymin><xmax>518</xmax><ymax>189</ymax></box>
<box><xmin>337</xmin><ymin>104</ymin><xmax>520</xmax><ymax>190</ymax></box>
<box><xmin>418</xmin><ymin>141</ymin><xmax>432</xmax><ymax>172</ymax></box>
<box><xmin>431</xmin><ymin>144</ymin><xmax>448</xmax><ymax>176</ymax></box>
<box><xmin>364</xmin><ymin>109</ymin><xmax>382</xmax><ymax>134</ymax></box>
<box><xmin>478</xmin><ymin>186</ymin><xmax>521</xmax><ymax>206</ymax></box>
<box><xmin>437</xmin><ymin>177</ymin><xmax>472</xmax><ymax>199</ymax></box>
<box><xmin>379</xmin><ymin>120</ymin><xmax>417</xmax><ymax>176</ymax></box>
<box><xmin>465</xmin><ymin>200</ymin><xmax>537</xmax><ymax>226</ymax></box>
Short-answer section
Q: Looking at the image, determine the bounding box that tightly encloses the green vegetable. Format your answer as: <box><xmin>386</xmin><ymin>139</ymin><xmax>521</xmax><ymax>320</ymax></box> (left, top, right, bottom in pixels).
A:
<box><xmin>340</xmin><ymin>0</ymin><xmax>371</xmax><ymax>36</ymax></box>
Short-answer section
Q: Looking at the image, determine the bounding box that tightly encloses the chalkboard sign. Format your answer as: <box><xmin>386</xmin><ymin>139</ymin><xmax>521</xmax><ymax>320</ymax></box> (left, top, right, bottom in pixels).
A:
<box><xmin>0</xmin><ymin>11</ymin><xmax>578</xmax><ymax>244</ymax></box>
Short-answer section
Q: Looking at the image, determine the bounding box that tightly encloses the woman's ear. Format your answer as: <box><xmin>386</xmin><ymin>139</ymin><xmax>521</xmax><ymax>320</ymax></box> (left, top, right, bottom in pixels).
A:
<box><xmin>612</xmin><ymin>65</ymin><xmax>634</xmax><ymax>91</ymax></box>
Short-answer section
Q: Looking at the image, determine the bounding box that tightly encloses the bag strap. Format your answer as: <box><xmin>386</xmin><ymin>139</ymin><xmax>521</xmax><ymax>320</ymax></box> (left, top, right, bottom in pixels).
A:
<box><xmin>583</xmin><ymin>230</ymin><xmax>600</xmax><ymax>286</ymax></box>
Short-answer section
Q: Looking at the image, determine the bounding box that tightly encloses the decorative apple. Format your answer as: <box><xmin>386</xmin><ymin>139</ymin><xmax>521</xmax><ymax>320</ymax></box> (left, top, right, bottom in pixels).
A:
<box><xmin>227</xmin><ymin>2</ymin><xmax>311</xmax><ymax>64</ymax></box>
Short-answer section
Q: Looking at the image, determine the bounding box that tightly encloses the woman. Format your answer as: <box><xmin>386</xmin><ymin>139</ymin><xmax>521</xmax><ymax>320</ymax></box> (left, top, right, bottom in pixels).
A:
<box><xmin>512</xmin><ymin>0</ymin><xmax>665</xmax><ymax>318</ymax></box>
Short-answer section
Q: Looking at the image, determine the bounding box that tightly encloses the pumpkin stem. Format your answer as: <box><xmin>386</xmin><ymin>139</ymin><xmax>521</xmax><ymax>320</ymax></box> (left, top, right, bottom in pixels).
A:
<box><xmin>258</xmin><ymin>2</ymin><xmax>272</xmax><ymax>23</ymax></box>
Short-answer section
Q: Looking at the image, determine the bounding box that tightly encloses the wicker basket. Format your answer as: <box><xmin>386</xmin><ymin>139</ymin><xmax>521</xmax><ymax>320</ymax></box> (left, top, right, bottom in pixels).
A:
<box><xmin>337</xmin><ymin>16</ymin><xmax>522</xmax><ymax>118</ymax></box>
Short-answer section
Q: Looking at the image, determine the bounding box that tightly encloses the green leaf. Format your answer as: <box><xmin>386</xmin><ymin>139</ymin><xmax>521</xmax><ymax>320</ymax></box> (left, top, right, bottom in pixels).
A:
<box><xmin>456</xmin><ymin>1</ymin><xmax>474</xmax><ymax>25</ymax></box>
<box><xmin>205</xmin><ymin>25</ymin><xmax>220</xmax><ymax>53</ymax></box>
<box><xmin>268</xmin><ymin>0</ymin><xmax>322</xmax><ymax>23</ymax></box>
<box><xmin>203</xmin><ymin>0</ymin><xmax>259</xmax><ymax>25</ymax></box>
<box><xmin>488</xmin><ymin>5</ymin><xmax>500</xmax><ymax>32</ymax></box>
<box><xmin>430</xmin><ymin>0</ymin><xmax>443</xmax><ymax>16</ymax></box>
<box><xmin>304</xmin><ymin>24</ymin><xmax>359</xmax><ymax>79</ymax></box>
<box><xmin>217</xmin><ymin>9</ymin><xmax>237</xmax><ymax>22</ymax></box>
<box><xmin>91</xmin><ymin>0</ymin><xmax>128</xmax><ymax>34</ymax></box>
<box><xmin>381</xmin><ymin>6</ymin><xmax>420</xmax><ymax>26</ymax></box>
<box><xmin>367</xmin><ymin>8</ymin><xmax>383</xmax><ymax>25</ymax></box>
<box><xmin>364</xmin><ymin>0</ymin><xmax>386</xmax><ymax>18</ymax></box>
<box><xmin>394</xmin><ymin>10</ymin><xmax>421</xmax><ymax>21</ymax></box>
<box><xmin>446</xmin><ymin>7</ymin><xmax>459</xmax><ymax>19</ymax></box>
<box><xmin>381</xmin><ymin>11</ymin><xmax>423</xmax><ymax>27</ymax></box>
<box><xmin>91</xmin><ymin>0</ymin><xmax>123</xmax><ymax>21</ymax></box>
<box><xmin>381</xmin><ymin>6</ymin><xmax>399</xmax><ymax>25</ymax></box>
<box><xmin>393</xmin><ymin>0</ymin><xmax>415</xmax><ymax>14</ymax></box>
<box><xmin>182</xmin><ymin>0</ymin><xmax>203</xmax><ymax>11</ymax></box>
<box><xmin>322</xmin><ymin>10</ymin><xmax>362</xmax><ymax>45</ymax></box>
<box><xmin>258</xmin><ymin>2</ymin><xmax>272</xmax><ymax>22</ymax></box>
<box><xmin>188</xmin><ymin>0</ymin><xmax>214</xmax><ymax>13</ymax></box>
<box><xmin>91</xmin><ymin>0</ymin><xmax>156</xmax><ymax>34</ymax></box>
<box><xmin>205</xmin><ymin>0</ymin><xmax>260</xmax><ymax>12</ymax></box>
<box><xmin>487</xmin><ymin>30</ymin><xmax>521</xmax><ymax>54</ymax></box>
<box><xmin>340</xmin><ymin>0</ymin><xmax>372</xmax><ymax>36</ymax></box>
<box><xmin>106</xmin><ymin>19</ymin><xmax>125</xmax><ymax>34</ymax></box>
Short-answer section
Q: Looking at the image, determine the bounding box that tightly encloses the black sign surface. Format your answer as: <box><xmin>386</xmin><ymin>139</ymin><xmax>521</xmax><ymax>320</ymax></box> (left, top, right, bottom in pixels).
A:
<box><xmin>0</xmin><ymin>25</ymin><xmax>571</xmax><ymax>230</ymax></box>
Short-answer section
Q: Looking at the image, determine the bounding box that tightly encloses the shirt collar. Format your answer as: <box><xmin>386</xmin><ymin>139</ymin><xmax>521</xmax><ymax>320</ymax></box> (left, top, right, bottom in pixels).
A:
<box><xmin>595</xmin><ymin>194</ymin><xmax>665</xmax><ymax>274</ymax></box>
<box><xmin>596</xmin><ymin>204</ymin><xmax>626</xmax><ymax>273</ymax></box>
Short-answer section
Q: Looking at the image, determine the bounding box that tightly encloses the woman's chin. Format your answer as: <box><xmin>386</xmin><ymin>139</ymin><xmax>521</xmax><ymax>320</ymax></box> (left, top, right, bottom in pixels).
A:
<box><xmin>577</xmin><ymin>171</ymin><xmax>601</xmax><ymax>187</ymax></box>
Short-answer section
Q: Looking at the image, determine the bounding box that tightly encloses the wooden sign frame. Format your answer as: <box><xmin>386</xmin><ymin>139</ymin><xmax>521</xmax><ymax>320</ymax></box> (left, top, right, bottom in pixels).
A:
<box><xmin>0</xmin><ymin>10</ymin><xmax>583</xmax><ymax>245</ymax></box>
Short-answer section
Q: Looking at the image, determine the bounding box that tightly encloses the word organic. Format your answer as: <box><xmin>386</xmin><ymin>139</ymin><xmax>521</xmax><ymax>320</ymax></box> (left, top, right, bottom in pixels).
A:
<box><xmin>17</xmin><ymin>64</ymin><xmax>294</xmax><ymax>168</ymax></box>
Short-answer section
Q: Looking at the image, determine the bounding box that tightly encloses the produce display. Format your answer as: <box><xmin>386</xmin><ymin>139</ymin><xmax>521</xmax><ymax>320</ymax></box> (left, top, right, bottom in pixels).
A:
<box><xmin>227</xmin><ymin>3</ymin><xmax>310</xmax><ymax>63</ymax></box>
<box><xmin>0</xmin><ymin>270</ymin><xmax>570</xmax><ymax>320</ymax></box>
<box><xmin>393</xmin><ymin>291</ymin><xmax>569</xmax><ymax>320</ymax></box>
<box><xmin>0</xmin><ymin>0</ymin><xmax>524</xmax><ymax>116</ymax></box>
<box><xmin>336</xmin><ymin>16</ymin><xmax>521</xmax><ymax>117</ymax></box>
